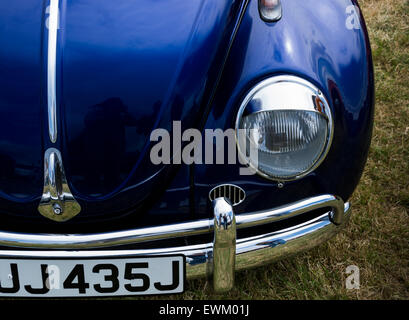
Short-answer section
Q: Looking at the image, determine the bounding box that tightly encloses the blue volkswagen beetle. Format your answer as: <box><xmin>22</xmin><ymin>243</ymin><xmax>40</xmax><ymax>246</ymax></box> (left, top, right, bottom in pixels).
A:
<box><xmin>0</xmin><ymin>0</ymin><xmax>374</xmax><ymax>296</ymax></box>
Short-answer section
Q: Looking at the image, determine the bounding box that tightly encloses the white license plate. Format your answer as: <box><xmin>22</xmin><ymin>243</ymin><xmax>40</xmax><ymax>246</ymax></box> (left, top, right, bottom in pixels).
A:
<box><xmin>0</xmin><ymin>255</ymin><xmax>185</xmax><ymax>297</ymax></box>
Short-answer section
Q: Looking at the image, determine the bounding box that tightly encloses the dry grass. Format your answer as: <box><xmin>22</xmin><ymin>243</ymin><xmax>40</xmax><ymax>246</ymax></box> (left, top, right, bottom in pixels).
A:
<box><xmin>164</xmin><ymin>0</ymin><xmax>408</xmax><ymax>300</ymax></box>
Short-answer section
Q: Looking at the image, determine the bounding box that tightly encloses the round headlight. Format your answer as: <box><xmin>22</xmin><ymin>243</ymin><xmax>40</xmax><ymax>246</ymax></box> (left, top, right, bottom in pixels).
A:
<box><xmin>235</xmin><ymin>75</ymin><xmax>334</xmax><ymax>181</ymax></box>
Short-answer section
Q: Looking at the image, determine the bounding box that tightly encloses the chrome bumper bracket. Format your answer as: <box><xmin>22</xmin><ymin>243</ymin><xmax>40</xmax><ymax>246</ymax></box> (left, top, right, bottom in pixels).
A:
<box><xmin>211</xmin><ymin>198</ymin><xmax>236</xmax><ymax>293</ymax></box>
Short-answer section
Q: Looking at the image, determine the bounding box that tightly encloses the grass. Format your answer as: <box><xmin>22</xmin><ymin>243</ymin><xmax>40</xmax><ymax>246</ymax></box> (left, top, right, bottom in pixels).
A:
<box><xmin>159</xmin><ymin>0</ymin><xmax>409</xmax><ymax>300</ymax></box>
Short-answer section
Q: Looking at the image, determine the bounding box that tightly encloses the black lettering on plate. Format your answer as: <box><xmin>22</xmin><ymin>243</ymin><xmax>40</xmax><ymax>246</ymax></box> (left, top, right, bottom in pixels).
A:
<box><xmin>154</xmin><ymin>260</ymin><xmax>180</xmax><ymax>291</ymax></box>
<box><xmin>0</xmin><ymin>263</ymin><xmax>20</xmax><ymax>294</ymax></box>
<box><xmin>92</xmin><ymin>264</ymin><xmax>119</xmax><ymax>293</ymax></box>
<box><xmin>63</xmin><ymin>264</ymin><xmax>90</xmax><ymax>294</ymax></box>
<box><xmin>124</xmin><ymin>263</ymin><xmax>150</xmax><ymax>292</ymax></box>
<box><xmin>24</xmin><ymin>264</ymin><xmax>50</xmax><ymax>294</ymax></box>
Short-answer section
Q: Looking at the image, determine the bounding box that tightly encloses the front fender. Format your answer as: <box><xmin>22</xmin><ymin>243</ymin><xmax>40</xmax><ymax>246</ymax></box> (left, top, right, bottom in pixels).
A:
<box><xmin>195</xmin><ymin>0</ymin><xmax>375</xmax><ymax>216</ymax></box>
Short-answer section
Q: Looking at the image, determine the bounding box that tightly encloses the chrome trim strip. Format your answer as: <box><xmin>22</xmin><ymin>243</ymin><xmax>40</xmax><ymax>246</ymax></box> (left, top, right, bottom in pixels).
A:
<box><xmin>0</xmin><ymin>219</ymin><xmax>212</xmax><ymax>249</ymax></box>
<box><xmin>37</xmin><ymin>148</ymin><xmax>81</xmax><ymax>222</ymax></box>
<box><xmin>0</xmin><ymin>204</ymin><xmax>351</xmax><ymax>281</ymax></box>
<box><xmin>47</xmin><ymin>0</ymin><xmax>59</xmax><ymax>143</ymax></box>
<box><xmin>236</xmin><ymin>194</ymin><xmax>344</xmax><ymax>228</ymax></box>
<box><xmin>211</xmin><ymin>198</ymin><xmax>236</xmax><ymax>292</ymax></box>
<box><xmin>2</xmin><ymin>194</ymin><xmax>343</xmax><ymax>249</ymax></box>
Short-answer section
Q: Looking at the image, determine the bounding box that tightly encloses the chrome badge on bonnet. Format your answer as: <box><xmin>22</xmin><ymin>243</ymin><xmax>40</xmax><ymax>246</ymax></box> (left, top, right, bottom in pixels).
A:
<box><xmin>38</xmin><ymin>148</ymin><xmax>81</xmax><ymax>222</ymax></box>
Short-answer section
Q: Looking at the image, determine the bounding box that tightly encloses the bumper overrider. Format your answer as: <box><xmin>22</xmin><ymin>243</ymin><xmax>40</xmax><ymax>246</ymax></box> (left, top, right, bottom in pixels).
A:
<box><xmin>0</xmin><ymin>194</ymin><xmax>350</xmax><ymax>293</ymax></box>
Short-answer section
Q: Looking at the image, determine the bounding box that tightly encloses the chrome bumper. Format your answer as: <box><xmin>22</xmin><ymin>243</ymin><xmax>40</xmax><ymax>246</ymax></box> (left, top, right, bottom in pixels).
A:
<box><xmin>0</xmin><ymin>194</ymin><xmax>350</xmax><ymax>292</ymax></box>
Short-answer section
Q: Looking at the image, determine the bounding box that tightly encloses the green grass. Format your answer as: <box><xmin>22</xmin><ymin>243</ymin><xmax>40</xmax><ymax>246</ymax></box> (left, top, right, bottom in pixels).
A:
<box><xmin>161</xmin><ymin>0</ymin><xmax>409</xmax><ymax>300</ymax></box>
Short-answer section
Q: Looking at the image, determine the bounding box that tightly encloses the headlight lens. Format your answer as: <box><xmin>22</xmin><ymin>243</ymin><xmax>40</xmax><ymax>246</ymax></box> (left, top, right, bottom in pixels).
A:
<box><xmin>236</xmin><ymin>75</ymin><xmax>333</xmax><ymax>181</ymax></box>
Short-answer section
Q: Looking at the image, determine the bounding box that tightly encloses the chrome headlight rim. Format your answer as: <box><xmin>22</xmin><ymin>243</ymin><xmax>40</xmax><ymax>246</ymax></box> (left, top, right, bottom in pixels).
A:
<box><xmin>235</xmin><ymin>75</ymin><xmax>334</xmax><ymax>182</ymax></box>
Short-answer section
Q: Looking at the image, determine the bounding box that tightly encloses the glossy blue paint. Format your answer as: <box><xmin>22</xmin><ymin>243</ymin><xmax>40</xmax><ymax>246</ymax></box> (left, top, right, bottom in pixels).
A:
<box><xmin>58</xmin><ymin>0</ymin><xmax>245</xmax><ymax>221</ymax></box>
<box><xmin>0</xmin><ymin>0</ymin><xmax>246</xmax><ymax>229</ymax></box>
<box><xmin>0</xmin><ymin>2</ymin><xmax>44</xmax><ymax>208</ymax></box>
<box><xmin>195</xmin><ymin>0</ymin><xmax>374</xmax><ymax>216</ymax></box>
<box><xmin>0</xmin><ymin>0</ymin><xmax>374</xmax><ymax>232</ymax></box>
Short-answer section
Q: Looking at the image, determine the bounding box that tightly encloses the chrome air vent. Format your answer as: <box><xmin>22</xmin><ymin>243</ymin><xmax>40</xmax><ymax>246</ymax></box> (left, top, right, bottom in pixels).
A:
<box><xmin>209</xmin><ymin>184</ymin><xmax>246</xmax><ymax>206</ymax></box>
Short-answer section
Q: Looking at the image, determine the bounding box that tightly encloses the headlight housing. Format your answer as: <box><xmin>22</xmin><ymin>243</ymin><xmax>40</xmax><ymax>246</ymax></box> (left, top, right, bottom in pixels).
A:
<box><xmin>235</xmin><ymin>75</ymin><xmax>334</xmax><ymax>181</ymax></box>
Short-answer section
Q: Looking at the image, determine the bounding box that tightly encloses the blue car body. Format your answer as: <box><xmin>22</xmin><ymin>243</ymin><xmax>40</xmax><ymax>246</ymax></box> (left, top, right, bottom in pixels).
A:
<box><xmin>0</xmin><ymin>0</ymin><xmax>374</xmax><ymax>234</ymax></box>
